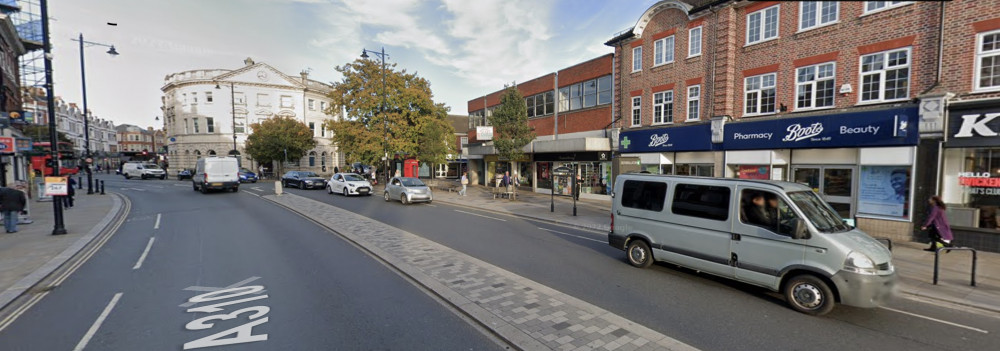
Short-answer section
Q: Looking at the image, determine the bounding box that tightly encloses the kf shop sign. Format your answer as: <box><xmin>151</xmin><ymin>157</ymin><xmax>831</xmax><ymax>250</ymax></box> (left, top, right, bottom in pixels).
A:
<box><xmin>946</xmin><ymin>106</ymin><xmax>1000</xmax><ymax>148</ymax></box>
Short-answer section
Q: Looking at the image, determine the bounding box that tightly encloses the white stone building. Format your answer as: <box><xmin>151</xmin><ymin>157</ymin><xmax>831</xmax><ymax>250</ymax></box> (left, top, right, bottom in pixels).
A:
<box><xmin>161</xmin><ymin>58</ymin><xmax>341</xmax><ymax>174</ymax></box>
<box><xmin>21</xmin><ymin>97</ymin><xmax>117</xmax><ymax>157</ymax></box>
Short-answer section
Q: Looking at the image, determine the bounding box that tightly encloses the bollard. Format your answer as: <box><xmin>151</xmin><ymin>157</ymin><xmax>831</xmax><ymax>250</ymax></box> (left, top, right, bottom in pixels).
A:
<box><xmin>275</xmin><ymin>180</ymin><xmax>283</xmax><ymax>196</ymax></box>
<box><xmin>78</xmin><ymin>176</ymin><xmax>83</xmax><ymax>189</ymax></box>
<box><xmin>100</xmin><ymin>180</ymin><xmax>105</xmax><ymax>195</ymax></box>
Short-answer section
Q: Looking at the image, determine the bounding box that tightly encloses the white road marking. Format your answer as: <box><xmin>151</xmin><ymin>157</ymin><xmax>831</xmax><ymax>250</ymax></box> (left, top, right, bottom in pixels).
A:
<box><xmin>425</xmin><ymin>204</ymin><xmax>437</xmax><ymax>207</ymax></box>
<box><xmin>153</xmin><ymin>213</ymin><xmax>161</xmax><ymax>229</ymax></box>
<box><xmin>538</xmin><ymin>227</ymin><xmax>604</xmax><ymax>243</ymax></box>
<box><xmin>73</xmin><ymin>292</ymin><xmax>123</xmax><ymax>351</ymax></box>
<box><xmin>244</xmin><ymin>192</ymin><xmax>261</xmax><ymax>198</ymax></box>
<box><xmin>251</xmin><ymin>187</ymin><xmax>263</xmax><ymax>192</ymax></box>
<box><xmin>174</xmin><ymin>184</ymin><xmax>188</xmax><ymax>187</ymax></box>
<box><xmin>879</xmin><ymin>306</ymin><xmax>989</xmax><ymax>334</ymax></box>
<box><xmin>455</xmin><ymin>210</ymin><xmax>507</xmax><ymax>222</ymax></box>
<box><xmin>132</xmin><ymin>237</ymin><xmax>156</xmax><ymax>270</ymax></box>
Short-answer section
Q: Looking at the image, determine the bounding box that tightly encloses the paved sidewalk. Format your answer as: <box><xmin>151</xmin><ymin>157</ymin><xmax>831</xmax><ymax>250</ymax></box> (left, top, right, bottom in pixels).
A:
<box><xmin>0</xmin><ymin>191</ymin><xmax>123</xmax><ymax>311</ymax></box>
<box><xmin>268</xmin><ymin>192</ymin><xmax>697</xmax><ymax>351</ymax></box>
<box><xmin>429</xmin><ymin>184</ymin><xmax>1000</xmax><ymax>313</ymax></box>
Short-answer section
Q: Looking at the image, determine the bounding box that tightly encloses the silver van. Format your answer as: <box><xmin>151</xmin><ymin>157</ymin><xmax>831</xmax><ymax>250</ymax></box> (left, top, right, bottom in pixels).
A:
<box><xmin>608</xmin><ymin>174</ymin><xmax>895</xmax><ymax>315</ymax></box>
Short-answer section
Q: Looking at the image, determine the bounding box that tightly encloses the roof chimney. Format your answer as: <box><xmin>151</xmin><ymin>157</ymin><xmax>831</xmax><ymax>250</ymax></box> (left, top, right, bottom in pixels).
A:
<box><xmin>244</xmin><ymin>57</ymin><xmax>255</xmax><ymax>66</ymax></box>
<box><xmin>300</xmin><ymin>70</ymin><xmax>309</xmax><ymax>83</ymax></box>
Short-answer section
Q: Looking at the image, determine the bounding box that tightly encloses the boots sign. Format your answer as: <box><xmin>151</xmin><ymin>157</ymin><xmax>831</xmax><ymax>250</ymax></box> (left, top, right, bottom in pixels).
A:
<box><xmin>723</xmin><ymin>106</ymin><xmax>917</xmax><ymax>150</ymax></box>
<box><xmin>947</xmin><ymin>107</ymin><xmax>1000</xmax><ymax>147</ymax></box>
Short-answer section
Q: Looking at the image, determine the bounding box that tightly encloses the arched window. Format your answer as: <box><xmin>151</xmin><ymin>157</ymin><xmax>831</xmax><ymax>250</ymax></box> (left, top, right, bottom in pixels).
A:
<box><xmin>321</xmin><ymin>152</ymin><xmax>327</xmax><ymax>167</ymax></box>
<box><xmin>208</xmin><ymin>150</ymin><xmax>217</xmax><ymax>156</ymax></box>
<box><xmin>308</xmin><ymin>151</ymin><xmax>316</xmax><ymax>167</ymax></box>
<box><xmin>194</xmin><ymin>150</ymin><xmax>201</xmax><ymax>159</ymax></box>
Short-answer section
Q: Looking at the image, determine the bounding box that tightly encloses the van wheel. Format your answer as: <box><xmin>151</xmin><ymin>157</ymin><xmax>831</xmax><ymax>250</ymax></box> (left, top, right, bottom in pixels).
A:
<box><xmin>193</xmin><ymin>182</ymin><xmax>198</xmax><ymax>191</ymax></box>
<box><xmin>626</xmin><ymin>240</ymin><xmax>654</xmax><ymax>268</ymax></box>
<box><xmin>124</xmin><ymin>174</ymin><xmax>131</xmax><ymax>179</ymax></box>
<box><xmin>232</xmin><ymin>187</ymin><xmax>239</xmax><ymax>192</ymax></box>
<box><xmin>784</xmin><ymin>275</ymin><xmax>835</xmax><ymax>316</ymax></box>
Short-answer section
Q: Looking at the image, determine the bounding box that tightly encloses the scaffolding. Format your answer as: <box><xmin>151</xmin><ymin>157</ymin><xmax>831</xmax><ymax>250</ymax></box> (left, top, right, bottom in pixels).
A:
<box><xmin>9</xmin><ymin>0</ymin><xmax>45</xmax><ymax>89</ymax></box>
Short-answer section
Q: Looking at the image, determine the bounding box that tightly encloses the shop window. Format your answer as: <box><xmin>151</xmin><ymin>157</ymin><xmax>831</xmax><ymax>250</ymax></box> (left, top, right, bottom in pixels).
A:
<box><xmin>745</xmin><ymin>73</ymin><xmax>776</xmax><ymax>115</ymax></box>
<box><xmin>653</xmin><ymin>91</ymin><xmax>673</xmax><ymax>124</ymax></box>
<box><xmin>857</xmin><ymin>166</ymin><xmax>910</xmax><ymax>219</ymax></box>
<box><xmin>860</xmin><ymin>48</ymin><xmax>910</xmax><ymax>103</ymax></box>
<box><xmin>672</xmin><ymin>183</ymin><xmax>731</xmax><ymax>221</ymax></box>
<box><xmin>621</xmin><ymin>180</ymin><xmax>667</xmax><ymax>212</ymax></box>
<box><xmin>796</xmin><ymin>62</ymin><xmax>836</xmax><ymax>109</ymax></box>
<box><xmin>654</xmin><ymin>35</ymin><xmax>675</xmax><ymax>66</ymax></box>
<box><xmin>975</xmin><ymin>30</ymin><xmax>1000</xmax><ymax>92</ymax></box>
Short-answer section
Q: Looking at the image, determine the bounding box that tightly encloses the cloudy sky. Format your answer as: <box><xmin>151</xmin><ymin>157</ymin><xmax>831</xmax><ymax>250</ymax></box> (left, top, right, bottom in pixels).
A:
<box><xmin>45</xmin><ymin>0</ymin><xmax>656</xmax><ymax>127</ymax></box>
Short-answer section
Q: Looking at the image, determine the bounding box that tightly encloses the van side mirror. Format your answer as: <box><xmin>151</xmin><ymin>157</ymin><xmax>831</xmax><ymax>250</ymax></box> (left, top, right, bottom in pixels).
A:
<box><xmin>790</xmin><ymin>218</ymin><xmax>810</xmax><ymax>240</ymax></box>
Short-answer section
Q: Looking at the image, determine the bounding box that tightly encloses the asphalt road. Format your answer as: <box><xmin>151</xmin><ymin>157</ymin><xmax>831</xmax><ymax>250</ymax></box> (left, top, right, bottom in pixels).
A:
<box><xmin>0</xmin><ymin>174</ymin><xmax>504</xmax><ymax>351</ymax></box>
<box><xmin>274</xmin><ymin>181</ymin><xmax>1000</xmax><ymax>351</ymax></box>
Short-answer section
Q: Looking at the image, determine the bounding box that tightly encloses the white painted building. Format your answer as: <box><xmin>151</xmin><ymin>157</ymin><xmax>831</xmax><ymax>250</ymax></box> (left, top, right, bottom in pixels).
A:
<box><xmin>161</xmin><ymin>58</ymin><xmax>342</xmax><ymax>174</ymax></box>
<box><xmin>21</xmin><ymin>97</ymin><xmax>117</xmax><ymax>157</ymax></box>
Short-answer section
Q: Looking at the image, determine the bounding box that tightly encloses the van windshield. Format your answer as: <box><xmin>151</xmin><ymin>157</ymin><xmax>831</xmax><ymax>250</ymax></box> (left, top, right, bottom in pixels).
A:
<box><xmin>787</xmin><ymin>191</ymin><xmax>851</xmax><ymax>233</ymax></box>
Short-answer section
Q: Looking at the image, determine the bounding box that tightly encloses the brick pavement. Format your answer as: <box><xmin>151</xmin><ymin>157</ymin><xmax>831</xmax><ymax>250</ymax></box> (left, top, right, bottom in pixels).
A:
<box><xmin>267</xmin><ymin>193</ymin><xmax>698</xmax><ymax>351</ymax></box>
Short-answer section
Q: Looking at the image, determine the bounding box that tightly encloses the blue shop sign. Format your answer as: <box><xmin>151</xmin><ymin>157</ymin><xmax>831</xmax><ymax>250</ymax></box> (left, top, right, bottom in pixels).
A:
<box><xmin>723</xmin><ymin>107</ymin><xmax>918</xmax><ymax>150</ymax></box>
<box><xmin>619</xmin><ymin>123</ymin><xmax>714</xmax><ymax>153</ymax></box>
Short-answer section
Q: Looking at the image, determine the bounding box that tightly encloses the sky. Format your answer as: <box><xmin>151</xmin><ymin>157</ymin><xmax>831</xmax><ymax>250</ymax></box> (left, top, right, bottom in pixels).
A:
<box><xmin>44</xmin><ymin>0</ymin><xmax>657</xmax><ymax>128</ymax></box>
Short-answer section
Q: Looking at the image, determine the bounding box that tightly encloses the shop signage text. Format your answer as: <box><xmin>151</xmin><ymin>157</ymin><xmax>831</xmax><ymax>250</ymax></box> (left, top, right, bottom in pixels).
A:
<box><xmin>954</xmin><ymin>113</ymin><xmax>1000</xmax><ymax>138</ymax></box>
<box><xmin>945</xmin><ymin>107</ymin><xmax>1000</xmax><ymax>148</ymax></box>
<box><xmin>618</xmin><ymin>123</ymin><xmax>714</xmax><ymax>153</ymax></box>
<box><xmin>723</xmin><ymin>107</ymin><xmax>917</xmax><ymax>150</ymax></box>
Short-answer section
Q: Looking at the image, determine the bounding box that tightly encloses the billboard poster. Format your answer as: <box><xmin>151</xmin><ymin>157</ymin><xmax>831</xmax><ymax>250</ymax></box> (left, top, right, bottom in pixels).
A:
<box><xmin>858</xmin><ymin>166</ymin><xmax>910</xmax><ymax>218</ymax></box>
<box><xmin>738</xmin><ymin>165</ymin><xmax>770</xmax><ymax>179</ymax></box>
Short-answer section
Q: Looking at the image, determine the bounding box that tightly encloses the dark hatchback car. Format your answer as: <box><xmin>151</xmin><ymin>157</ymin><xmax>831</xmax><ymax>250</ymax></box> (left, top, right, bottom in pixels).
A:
<box><xmin>281</xmin><ymin>171</ymin><xmax>326</xmax><ymax>189</ymax></box>
<box><xmin>177</xmin><ymin>168</ymin><xmax>193</xmax><ymax>180</ymax></box>
<box><xmin>239</xmin><ymin>168</ymin><xmax>258</xmax><ymax>183</ymax></box>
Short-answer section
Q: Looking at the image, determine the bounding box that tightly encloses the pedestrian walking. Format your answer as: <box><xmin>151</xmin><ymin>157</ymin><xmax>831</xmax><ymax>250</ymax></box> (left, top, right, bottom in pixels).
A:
<box><xmin>334</xmin><ymin>166</ymin><xmax>339</xmax><ymax>174</ymax></box>
<box><xmin>0</xmin><ymin>186</ymin><xmax>27</xmax><ymax>233</ymax></box>
<box><xmin>64</xmin><ymin>177</ymin><xmax>77</xmax><ymax>208</ymax></box>
<box><xmin>460</xmin><ymin>171</ymin><xmax>468</xmax><ymax>196</ymax></box>
<box><xmin>921</xmin><ymin>196</ymin><xmax>954</xmax><ymax>251</ymax></box>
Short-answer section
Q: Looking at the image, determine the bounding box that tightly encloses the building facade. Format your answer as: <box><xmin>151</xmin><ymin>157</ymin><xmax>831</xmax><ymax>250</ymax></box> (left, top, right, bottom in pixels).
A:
<box><xmin>161</xmin><ymin>58</ymin><xmax>341</xmax><ymax>174</ymax></box>
<box><xmin>466</xmin><ymin>54</ymin><xmax>615</xmax><ymax>200</ymax></box>
<box><xmin>115</xmin><ymin>124</ymin><xmax>154</xmax><ymax>153</ymax></box>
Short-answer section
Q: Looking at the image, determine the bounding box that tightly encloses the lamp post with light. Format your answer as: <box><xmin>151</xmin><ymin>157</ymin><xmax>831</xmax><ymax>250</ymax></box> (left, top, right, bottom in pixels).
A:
<box><xmin>72</xmin><ymin>33</ymin><xmax>118</xmax><ymax>195</ymax></box>
<box><xmin>361</xmin><ymin>47</ymin><xmax>389</xmax><ymax>184</ymax></box>
<box><xmin>39</xmin><ymin>0</ymin><xmax>66</xmax><ymax>234</ymax></box>
<box><xmin>215</xmin><ymin>81</ymin><xmax>239</xmax><ymax>164</ymax></box>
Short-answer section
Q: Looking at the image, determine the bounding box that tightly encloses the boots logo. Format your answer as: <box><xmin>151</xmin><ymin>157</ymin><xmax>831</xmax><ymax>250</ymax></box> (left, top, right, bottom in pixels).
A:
<box><xmin>783</xmin><ymin>123</ymin><xmax>824</xmax><ymax>142</ymax></box>
<box><xmin>649</xmin><ymin>134</ymin><xmax>671</xmax><ymax>147</ymax></box>
<box><xmin>954</xmin><ymin>113</ymin><xmax>1000</xmax><ymax>138</ymax></box>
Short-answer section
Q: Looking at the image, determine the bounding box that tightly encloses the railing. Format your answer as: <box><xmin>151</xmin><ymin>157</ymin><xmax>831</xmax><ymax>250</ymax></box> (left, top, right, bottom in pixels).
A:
<box><xmin>933</xmin><ymin>247</ymin><xmax>977</xmax><ymax>287</ymax></box>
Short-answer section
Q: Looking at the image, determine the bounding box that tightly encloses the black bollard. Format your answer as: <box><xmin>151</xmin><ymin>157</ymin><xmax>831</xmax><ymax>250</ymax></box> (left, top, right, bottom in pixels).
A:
<box><xmin>100</xmin><ymin>180</ymin><xmax>105</xmax><ymax>195</ymax></box>
<box><xmin>78</xmin><ymin>176</ymin><xmax>83</xmax><ymax>189</ymax></box>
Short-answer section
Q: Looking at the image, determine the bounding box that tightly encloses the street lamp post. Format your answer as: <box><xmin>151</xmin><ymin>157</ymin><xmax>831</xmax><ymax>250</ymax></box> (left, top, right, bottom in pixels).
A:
<box><xmin>72</xmin><ymin>33</ymin><xmax>118</xmax><ymax>195</ymax></box>
<box><xmin>40</xmin><ymin>0</ymin><xmax>66</xmax><ymax>235</ymax></box>
<box><xmin>361</xmin><ymin>47</ymin><xmax>388</xmax><ymax>184</ymax></box>
<box><xmin>215</xmin><ymin>81</ymin><xmax>239</xmax><ymax>164</ymax></box>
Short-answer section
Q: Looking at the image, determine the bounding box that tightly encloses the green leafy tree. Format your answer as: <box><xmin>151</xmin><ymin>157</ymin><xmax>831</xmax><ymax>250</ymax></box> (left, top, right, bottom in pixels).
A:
<box><xmin>16</xmin><ymin>124</ymin><xmax>72</xmax><ymax>143</ymax></box>
<box><xmin>325</xmin><ymin>58</ymin><xmax>453</xmax><ymax>176</ymax></box>
<box><xmin>489</xmin><ymin>85</ymin><xmax>535</xmax><ymax>163</ymax></box>
<box><xmin>245</xmin><ymin>116</ymin><xmax>317</xmax><ymax>175</ymax></box>
<box><xmin>417</xmin><ymin>117</ymin><xmax>454</xmax><ymax>177</ymax></box>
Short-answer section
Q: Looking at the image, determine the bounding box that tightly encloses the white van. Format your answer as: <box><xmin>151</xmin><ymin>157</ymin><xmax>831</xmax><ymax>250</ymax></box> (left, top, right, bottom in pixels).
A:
<box><xmin>609</xmin><ymin>174</ymin><xmax>895</xmax><ymax>315</ymax></box>
<box><xmin>122</xmin><ymin>162</ymin><xmax>166</xmax><ymax>180</ymax></box>
<box><xmin>192</xmin><ymin>157</ymin><xmax>240</xmax><ymax>193</ymax></box>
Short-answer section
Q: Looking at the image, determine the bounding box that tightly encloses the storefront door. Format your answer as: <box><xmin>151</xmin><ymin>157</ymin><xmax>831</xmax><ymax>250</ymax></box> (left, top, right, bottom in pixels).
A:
<box><xmin>792</xmin><ymin>166</ymin><xmax>855</xmax><ymax>218</ymax></box>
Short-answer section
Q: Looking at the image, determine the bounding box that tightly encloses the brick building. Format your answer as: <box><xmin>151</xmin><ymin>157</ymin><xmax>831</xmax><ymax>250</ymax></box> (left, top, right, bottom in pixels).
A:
<box><xmin>466</xmin><ymin>54</ymin><xmax>614</xmax><ymax>199</ymax></box>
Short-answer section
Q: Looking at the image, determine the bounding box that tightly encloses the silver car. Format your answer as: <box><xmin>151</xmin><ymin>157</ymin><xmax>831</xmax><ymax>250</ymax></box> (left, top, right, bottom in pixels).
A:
<box><xmin>384</xmin><ymin>177</ymin><xmax>433</xmax><ymax>204</ymax></box>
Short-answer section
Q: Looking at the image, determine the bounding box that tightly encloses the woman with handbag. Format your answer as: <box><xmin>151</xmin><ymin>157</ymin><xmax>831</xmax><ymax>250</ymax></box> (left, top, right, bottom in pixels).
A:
<box><xmin>920</xmin><ymin>196</ymin><xmax>954</xmax><ymax>252</ymax></box>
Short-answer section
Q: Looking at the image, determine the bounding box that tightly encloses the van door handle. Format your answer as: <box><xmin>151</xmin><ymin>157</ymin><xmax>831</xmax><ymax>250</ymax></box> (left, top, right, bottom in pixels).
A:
<box><xmin>616</xmin><ymin>210</ymin><xmax>621</xmax><ymax>215</ymax></box>
<box><xmin>815</xmin><ymin>248</ymin><xmax>826</xmax><ymax>254</ymax></box>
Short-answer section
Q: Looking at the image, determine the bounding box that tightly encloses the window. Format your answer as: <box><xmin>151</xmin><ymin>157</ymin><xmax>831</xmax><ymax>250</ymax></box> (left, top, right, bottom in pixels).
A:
<box><xmin>745</xmin><ymin>73</ymin><xmax>776</xmax><ymax>115</ymax></box>
<box><xmin>800</xmin><ymin>1</ymin><xmax>838</xmax><ymax>31</ymax></box>
<box><xmin>191</xmin><ymin>93</ymin><xmax>198</xmax><ymax>104</ymax></box>
<box><xmin>747</xmin><ymin>5</ymin><xmax>779</xmax><ymax>45</ymax></box>
<box><xmin>975</xmin><ymin>30</ymin><xmax>1000</xmax><ymax>91</ymax></box>
<box><xmin>321</xmin><ymin>125</ymin><xmax>326</xmax><ymax>137</ymax></box>
<box><xmin>320</xmin><ymin>101</ymin><xmax>327</xmax><ymax>110</ymax></box>
<box><xmin>687</xmin><ymin>85</ymin><xmax>701</xmax><ymax>120</ymax></box>
<box><xmin>631</xmin><ymin>96</ymin><xmax>641</xmax><ymax>127</ymax></box>
<box><xmin>688</xmin><ymin>26</ymin><xmax>702</xmax><ymax>57</ymax></box>
<box><xmin>309</xmin><ymin>152</ymin><xmax>316</xmax><ymax>167</ymax></box>
<box><xmin>598</xmin><ymin>75</ymin><xmax>612</xmax><ymax>105</ymax></box>
<box><xmin>205</xmin><ymin>92</ymin><xmax>213</xmax><ymax>103</ymax></box>
<box><xmin>309</xmin><ymin>122</ymin><xmax>315</xmax><ymax>136</ymax></box>
<box><xmin>257</xmin><ymin>93</ymin><xmax>270</xmax><ymax>106</ymax></box>
<box><xmin>280</xmin><ymin>95</ymin><xmax>293</xmax><ymax>108</ymax></box>
<box><xmin>234</xmin><ymin>92</ymin><xmax>246</xmax><ymax>105</ymax></box>
<box><xmin>620</xmin><ymin>180</ymin><xmax>668</xmax><ymax>212</ymax></box>
<box><xmin>654</xmin><ymin>36</ymin><xmax>675</xmax><ymax>65</ymax></box>
<box><xmin>796</xmin><ymin>62</ymin><xmax>836</xmax><ymax>109</ymax></box>
<box><xmin>182</xmin><ymin>93</ymin><xmax>187</xmax><ymax>105</ymax></box>
<box><xmin>557</xmin><ymin>75</ymin><xmax>612</xmax><ymax>113</ymax></box>
<box><xmin>234</xmin><ymin>114</ymin><xmax>246</xmax><ymax>134</ymax></box>
<box><xmin>632</xmin><ymin>46</ymin><xmax>642</xmax><ymax>72</ymax></box>
<box><xmin>864</xmin><ymin>1</ymin><xmax>911</xmax><ymax>14</ymax></box>
<box><xmin>739</xmin><ymin>190</ymin><xmax>801</xmax><ymax>236</ymax></box>
<box><xmin>653</xmin><ymin>91</ymin><xmax>673</xmax><ymax>124</ymax></box>
<box><xmin>206</xmin><ymin>118</ymin><xmax>215</xmax><ymax>133</ymax></box>
<box><xmin>193</xmin><ymin>118</ymin><xmax>200</xmax><ymax>133</ymax></box>
<box><xmin>671</xmin><ymin>183</ymin><xmax>731</xmax><ymax>221</ymax></box>
<box><xmin>308</xmin><ymin>99</ymin><xmax>315</xmax><ymax>110</ymax></box>
<box><xmin>525</xmin><ymin>91</ymin><xmax>554</xmax><ymax>118</ymax></box>
<box><xmin>860</xmin><ymin>48</ymin><xmax>910</xmax><ymax>103</ymax></box>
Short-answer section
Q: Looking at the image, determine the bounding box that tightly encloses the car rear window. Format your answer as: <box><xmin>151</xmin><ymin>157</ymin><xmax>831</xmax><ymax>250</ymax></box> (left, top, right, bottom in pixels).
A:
<box><xmin>671</xmin><ymin>183</ymin><xmax>731</xmax><ymax>221</ymax></box>
<box><xmin>620</xmin><ymin>180</ymin><xmax>667</xmax><ymax>212</ymax></box>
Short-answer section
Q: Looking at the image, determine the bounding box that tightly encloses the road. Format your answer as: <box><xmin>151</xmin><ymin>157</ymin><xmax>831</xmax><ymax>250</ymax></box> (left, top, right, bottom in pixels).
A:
<box><xmin>274</xmin><ymin>180</ymin><xmax>1000</xmax><ymax>351</ymax></box>
<box><xmin>0</xmin><ymin>175</ymin><xmax>504</xmax><ymax>351</ymax></box>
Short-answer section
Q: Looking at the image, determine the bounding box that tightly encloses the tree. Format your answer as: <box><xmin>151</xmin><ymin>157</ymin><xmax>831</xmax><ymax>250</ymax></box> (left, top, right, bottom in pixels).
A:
<box><xmin>244</xmin><ymin>116</ymin><xmax>316</xmax><ymax>175</ymax></box>
<box><xmin>16</xmin><ymin>124</ymin><xmax>72</xmax><ymax>143</ymax></box>
<box><xmin>417</xmin><ymin>117</ymin><xmax>454</xmax><ymax>178</ymax></box>
<box><xmin>326</xmin><ymin>58</ymin><xmax>454</xmax><ymax>176</ymax></box>
<box><xmin>489</xmin><ymin>85</ymin><xmax>535</xmax><ymax>163</ymax></box>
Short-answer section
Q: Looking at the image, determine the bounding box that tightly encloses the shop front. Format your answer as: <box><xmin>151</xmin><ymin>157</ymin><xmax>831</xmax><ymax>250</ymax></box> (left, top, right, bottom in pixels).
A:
<box><xmin>483</xmin><ymin>154</ymin><xmax>531</xmax><ymax>188</ymax></box>
<box><xmin>534</xmin><ymin>151</ymin><xmax>612</xmax><ymax>200</ymax></box>
<box><xmin>722</xmin><ymin>106</ymin><xmax>919</xmax><ymax>230</ymax></box>
<box><xmin>940</xmin><ymin>103</ymin><xmax>1000</xmax><ymax>251</ymax></box>
<box><xmin>618</xmin><ymin>123</ymin><xmax>719</xmax><ymax>176</ymax></box>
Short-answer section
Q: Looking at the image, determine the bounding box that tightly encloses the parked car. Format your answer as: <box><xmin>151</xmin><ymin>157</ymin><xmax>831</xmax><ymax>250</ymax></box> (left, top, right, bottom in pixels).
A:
<box><xmin>281</xmin><ymin>171</ymin><xmax>326</xmax><ymax>189</ymax></box>
<box><xmin>192</xmin><ymin>157</ymin><xmax>240</xmax><ymax>193</ymax></box>
<box><xmin>177</xmin><ymin>168</ymin><xmax>193</xmax><ymax>180</ymax></box>
<box><xmin>238</xmin><ymin>168</ymin><xmax>258</xmax><ymax>183</ymax></box>
<box><xmin>608</xmin><ymin>174</ymin><xmax>895</xmax><ymax>316</ymax></box>
<box><xmin>122</xmin><ymin>162</ymin><xmax>166</xmax><ymax>180</ymax></box>
<box><xmin>384</xmin><ymin>177</ymin><xmax>432</xmax><ymax>204</ymax></box>
<box><xmin>327</xmin><ymin>173</ymin><xmax>373</xmax><ymax>196</ymax></box>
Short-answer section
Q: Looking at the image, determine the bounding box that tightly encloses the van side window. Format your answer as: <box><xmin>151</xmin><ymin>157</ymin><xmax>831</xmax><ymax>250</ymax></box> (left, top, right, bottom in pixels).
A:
<box><xmin>620</xmin><ymin>180</ymin><xmax>667</xmax><ymax>212</ymax></box>
<box><xmin>740</xmin><ymin>189</ymin><xmax>800</xmax><ymax>236</ymax></box>
<box><xmin>671</xmin><ymin>183</ymin><xmax>730</xmax><ymax>221</ymax></box>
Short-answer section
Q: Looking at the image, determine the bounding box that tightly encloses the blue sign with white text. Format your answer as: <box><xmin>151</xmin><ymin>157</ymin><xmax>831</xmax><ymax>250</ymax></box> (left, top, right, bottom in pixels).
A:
<box><xmin>723</xmin><ymin>107</ymin><xmax>918</xmax><ymax>150</ymax></box>
<box><xmin>619</xmin><ymin>123</ymin><xmax>715</xmax><ymax>153</ymax></box>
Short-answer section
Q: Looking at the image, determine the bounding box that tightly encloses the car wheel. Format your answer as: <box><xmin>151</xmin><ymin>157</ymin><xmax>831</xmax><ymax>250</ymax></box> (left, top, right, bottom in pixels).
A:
<box><xmin>343</xmin><ymin>188</ymin><xmax>349</xmax><ymax>197</ymax></box>
<box><xmin>401</xmin><ymin>194</ymin><xmax>408</xmax><ymax>205</ymax></box>
<box><xmin>141</xmin><ymin>174</ymin><xmax>146</xmax><ymax>180</ymax></box>
<box><xmin>124</xmin><ymin>174</ymin><xmax>131</xmax><ymax>179</ymax></box>
<box><xmin>232</xmin><ymin>187</ymin><xmax>239</xmax><ymax>192</ymax></box>
<box><xmin>784</xmin><ymin>275</ymin><xmax>835</xmax><ymax>316</ymax></box>
<box><xmin>200</xmin><ymin>183</ymin><xmax>209</xmax><ymax>194</ymax></box>
<box><xmin>384</xmin><ymin>192</ymin><xmax>390</xmax><ymax>202</ymax></box>
<box><xmin>327</xmin><ymin>185</ymin><xmax>333</xmax><ymax>194</ymax></box>
<box><xmin>626</xmin><ymin>240</ymin><xmax>654</xmax><ymax>268</ymax></box>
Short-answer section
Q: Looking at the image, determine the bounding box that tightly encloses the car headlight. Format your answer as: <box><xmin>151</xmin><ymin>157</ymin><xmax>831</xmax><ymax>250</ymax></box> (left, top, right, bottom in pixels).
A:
<box><xmin>844</xmin><ymin>251</ymin><xmax>877</xmax><ymax>275</ymax></box>
<box><xmin>348</xmin><ymin>183</ymin><xmax>356</xmax><ymax>187</ymax></box>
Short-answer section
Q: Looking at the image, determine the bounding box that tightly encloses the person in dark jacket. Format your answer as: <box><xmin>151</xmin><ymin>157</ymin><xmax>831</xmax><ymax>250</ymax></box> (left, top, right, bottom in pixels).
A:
<box><xmin>921</xmin><ymin>195</ymin><xmax>954</xmax><ymax>251</ymax></box>
<box><xmin>64</xmin><ymin>177</ymin><xmax>77</xmax><ymax>208</ymax></box>
<box><xmin>743</xmin><ymin>192</ymin><xmax>774</xmax><ymax>229</ymax></box>
<box><xmin>0</xmin><ymin>186</ymin><xmax>27</xmax><ymax>233</ymax></box>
